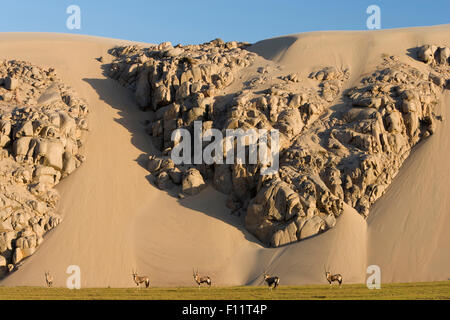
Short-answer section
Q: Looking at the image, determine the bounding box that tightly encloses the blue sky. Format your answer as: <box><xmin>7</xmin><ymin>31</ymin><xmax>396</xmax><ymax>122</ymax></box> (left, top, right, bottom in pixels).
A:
<box><xmin>0</xmin><ymin>0</ymin><xmax>449</xmax><ymax>44</ymax></box>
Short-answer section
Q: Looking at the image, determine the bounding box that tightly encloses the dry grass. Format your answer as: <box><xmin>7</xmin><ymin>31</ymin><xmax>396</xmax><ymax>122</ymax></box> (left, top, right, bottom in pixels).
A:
<box><xmin>0</xmin><ymin>281</ymin><xmax>449</xmax><ymax>300</ymax></box>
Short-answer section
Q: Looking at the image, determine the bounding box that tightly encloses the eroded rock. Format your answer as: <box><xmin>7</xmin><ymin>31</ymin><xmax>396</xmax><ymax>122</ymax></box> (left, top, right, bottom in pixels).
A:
<box><xmin>109</xmin><ymin>42</ymin><xmax>449</xmax><ymax>248</ymax></box>
<box><xmin>0</xmin><ymin>60</ymin><xmax>89</xmax><ymax>276</ymax></box>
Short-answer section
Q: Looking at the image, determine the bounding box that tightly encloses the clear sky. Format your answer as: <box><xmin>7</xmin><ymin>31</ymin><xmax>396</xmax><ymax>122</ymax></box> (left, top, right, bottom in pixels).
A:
<box><xmin>0</xmin><ymin>0</ymin><xmax>449</xmax><ymax>44</ymax></box>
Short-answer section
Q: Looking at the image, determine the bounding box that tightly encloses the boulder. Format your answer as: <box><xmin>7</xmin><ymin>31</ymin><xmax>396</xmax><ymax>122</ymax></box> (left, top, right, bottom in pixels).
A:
<box><xmin>418</xmin><ymin>45</ymin><xmax>437</xmax><ymax>64</ymax></box>
<box><xmin>15</xmin><ymin>121</ymin><xmax>34</xmax><ymax>138</ymax></box>
<box><xmin>270</xmin><ymin>221</ymin><xmax>298</xmax><ymax>247</ymax></box>
<box><xmin>299</xmin><ymin>216</ymin><xmax>326</xmax><ymax>239</ymax></box>
<box><xmin>4</xmin><ymin>77</ymin><xmax>18</xmax><ymax>91</ymax></box>
<box><xmin>435</xmin><ymin>46</ymin><xmax>450</xmax><ymax>65</ymax></box>
<box><xmin>213</xmin><ymin>164</ymin><xmax>233</xmax><ymax>194</ymax></box>
<box><xmin>135</xmin><ymin>70</ymin><xmax>151</xmax><ymax>108</ymax></box>
<box><xmin>324</xmin><ymin>214</ymin><xmax>336</xmax><ymax>228</ymax></box>
<box><xmin>156</xmin><ymin>171</ymin><xmax>173</xmax><ymax>190</ymax></box>
<box><xmin>147</xmin><ymin>155</ymin><xmax>164</xmax><ymax>173</ymax></box>
<box><xmin>163</xmin><ymin>47</ymin><xmax>184</xmax><ymax>57</ymax></box>
<box><xmin>152</xmin><ymin>85</ymin><xmax>172</xmax><ymax>108</ymax></box>
<box><xmin>176</xmin><ymin>81</ymin><xmax>191</xmax><ymax>101</ymax></box>
<box><xmin>13</xmin><ymin>136</ymin><xmax>33</xmax><ymax>160</ymax></box>
<box><xmin>12</xmin><ymin>247</ymin><xmax>23</xmax><ymax>264</ymax></box>
<box><xmin>168</xmin><ymin>167</ymin><xmax>182</xmax><ymax>184</ymax></box>
<box><xmin>34</xmin><ymin>139</ymin><xmax>65</xmax><ymax>171</ymax></box>
<box><xmin>231</xmin><ymin>164</ymin><xmax>251</xmax><ymax>201</ymax></box>
<box><xmin>246</xmin><ymin>180</ymin><xmax>303</xmax><ymax>245</ymax></box>
<box><xmin>182</xmin><ymin>168</ymin><xmax>206</xmax><ymax>196</ymax></box>
<box><xmin>276</xmin><ymin>108</ymin><xmax>303</xmax><ymax>137</ymax></box>
<box><xmin>37</xmin><ymin>84</ymin><xmax>62</xmax><ymax>105</ymax></box>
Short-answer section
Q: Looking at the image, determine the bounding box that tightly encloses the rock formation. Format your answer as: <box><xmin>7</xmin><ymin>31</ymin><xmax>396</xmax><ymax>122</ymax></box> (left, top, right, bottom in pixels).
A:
<box><xmin>0</xmin><ymin>60</ymin><xmax>89</xmax><ymax>275</ymax></box>
<box><xmin>107</xmin><ymin>42</ymin><xmax>449</xmax><ymax>247</ymax></box>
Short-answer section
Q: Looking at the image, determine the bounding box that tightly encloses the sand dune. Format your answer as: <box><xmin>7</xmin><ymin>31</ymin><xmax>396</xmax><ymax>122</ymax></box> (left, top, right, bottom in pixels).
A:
<box><xmin>1</xmin><ymin>26</ymin><xmax>449</xmax><ymax>287</ymax></box>
<box><xmin>367</xmin><ymin>88</ymin><xmax>450</xmax><ymax>283</ymax></box>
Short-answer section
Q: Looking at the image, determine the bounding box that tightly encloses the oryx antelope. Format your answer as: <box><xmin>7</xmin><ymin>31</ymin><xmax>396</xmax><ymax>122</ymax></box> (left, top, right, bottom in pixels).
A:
<box><xmin>44</xmin><ymin>271</ymin><xmax>53</xmax><ymax>288</ymax></box>
<box><xmin>324</xmin><ymin>267</ymin><xmax>343</xmax><ymax>287</ymax></box>
<box><xmin>132</xmin><ymin>269</ymin><xmax>150</xmax><ymax>288</ymax></box>
<box><xmin>263</xmin><ymin>273</ymin><xmax>280</xmax><ymax>289</ymax></box>
<box><xmin>193</xmin><ymin>269</ymin><xmax>211</xmax><ymax>288</ymax></box>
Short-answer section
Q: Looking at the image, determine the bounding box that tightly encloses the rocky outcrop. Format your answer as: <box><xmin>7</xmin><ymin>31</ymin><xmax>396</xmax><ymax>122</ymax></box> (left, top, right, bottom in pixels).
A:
<box><xmin>418</xmin><ymin>45</ymin><xmax>450</xmax><ymax>66</ymax></box>
<box><xmin>107</xmin><ymin>42</ymin><xmax>449</xmax><ymax>247</ymax></box>
<box><xmin>0</xmin><ymin>60</ymin><xmax>89</xmax><ymax>275</ymax></box>
<box><xmin>257</xmin><ymin>54</ymin><xmax>449</xmax><ymax>245</ymax></box>
<box><xmin>107</xmin><ymin>39</ymin><xmax>255</xmax><ymax>153</ymax></box>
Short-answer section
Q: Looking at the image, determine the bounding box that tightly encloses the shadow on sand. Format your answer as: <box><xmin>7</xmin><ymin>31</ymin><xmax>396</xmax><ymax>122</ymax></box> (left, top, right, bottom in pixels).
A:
<box><xmin>247</xmin><ymin>36</ymin><xmax>297</xmax><ymax>62</ymax></box>
<box><xmin>82</xmin><ymin>75</ymin><xmax>262</xmax><ymax>246</ymax></box>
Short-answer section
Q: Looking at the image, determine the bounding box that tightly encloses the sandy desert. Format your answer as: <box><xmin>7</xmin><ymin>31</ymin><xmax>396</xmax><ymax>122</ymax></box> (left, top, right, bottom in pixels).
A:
<box><xmin>0</xmin><ymin>24</ymin><xmax>449</xmax><ymax>288</ymax></box>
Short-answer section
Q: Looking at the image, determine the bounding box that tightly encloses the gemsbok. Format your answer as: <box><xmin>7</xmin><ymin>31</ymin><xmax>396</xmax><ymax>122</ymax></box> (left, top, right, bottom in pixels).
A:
<box><xmin>132</xmin><ymin>269</ymin><xmax>150</xmax><ymax>288</ymax></box>
<box><xmin>193</xmin><ymin>269</ymin><xmax>211</xmax><ymax>288</ymax></box>
<box><xmin>263</xmin><ymin>273</ymin><xmax>280</xmax><ymax>289</ymax></box>
<box><xmin>44</xmin><ymin>271</ymin><xmax>53</xmax><ymax>288</ymax></box>
<box><xmin>324</xmin><ymin>266</ymin><xmax>343</xmax><ymax>287</ymax></box>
